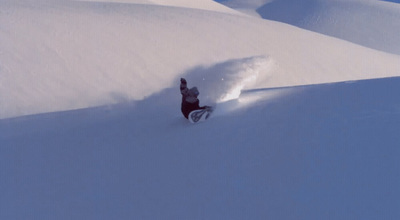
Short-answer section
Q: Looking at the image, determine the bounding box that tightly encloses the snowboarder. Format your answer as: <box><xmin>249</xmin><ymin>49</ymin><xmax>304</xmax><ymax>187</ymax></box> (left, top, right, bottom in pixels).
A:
<box><xmin>180</xmin><ymin>78</ymin><xmax>211</xmax><ymax>119</ymax></box>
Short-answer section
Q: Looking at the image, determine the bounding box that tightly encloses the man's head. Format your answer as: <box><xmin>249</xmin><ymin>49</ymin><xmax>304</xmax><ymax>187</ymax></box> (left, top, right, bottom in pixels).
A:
<box><xmin>188</xmin><ymin>87</ymin><xmax>199</xmax><ymax>98</ymax></box>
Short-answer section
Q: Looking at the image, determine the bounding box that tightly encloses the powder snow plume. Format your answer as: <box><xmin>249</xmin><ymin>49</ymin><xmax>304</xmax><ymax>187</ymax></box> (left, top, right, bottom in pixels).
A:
<box><xmin>182</xmin><ymin>56</ymin><xmax>273</xmax><ymax>105</ymax></box>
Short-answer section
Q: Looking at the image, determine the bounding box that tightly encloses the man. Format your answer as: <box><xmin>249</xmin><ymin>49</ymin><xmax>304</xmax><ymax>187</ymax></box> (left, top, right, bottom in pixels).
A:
<box><xmin>180</xmin><ymin>78</ymin><xmax>210</xmax><ymax>119</ymax></box>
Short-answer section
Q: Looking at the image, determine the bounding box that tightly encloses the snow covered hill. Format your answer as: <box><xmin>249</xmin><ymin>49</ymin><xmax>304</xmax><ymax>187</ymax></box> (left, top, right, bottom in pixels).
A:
<box><xmin>1</xmin><ymin>76</ymin><xmax>400</xmax><ymax>219</ymax></box>
<box><xmin>81</xmin><ymin>0</ymin><xmax>242</xmax><ymax>14</ymax></box>
<box><xmin>217</xmin><ymin>0</ymin><xmax>400</xmax><ymax>55</ymax></box>
<box><xmin>1</xmin><ymin>0</ymin><xmax>400</xmax><ymax>119</ymax></box>
<box><xmin>1</xmin><ymin>0</ymin><xmax>400</xmax><ymax>219</ymax></box>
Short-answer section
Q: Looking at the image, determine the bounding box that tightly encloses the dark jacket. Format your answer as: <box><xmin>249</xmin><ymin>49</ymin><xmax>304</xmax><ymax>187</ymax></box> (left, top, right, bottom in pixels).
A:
<box><xmin>180</xmin><ymin>79</ymin><xmax>205</xmax><ymax>119</ymax></box>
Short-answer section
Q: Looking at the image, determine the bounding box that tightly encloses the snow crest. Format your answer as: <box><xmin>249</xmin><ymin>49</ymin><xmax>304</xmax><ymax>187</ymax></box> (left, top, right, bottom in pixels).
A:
<box><xmin>183</xmin><ymin>56</ymin><xmax>273</xmax><ymax>105</ymax></box>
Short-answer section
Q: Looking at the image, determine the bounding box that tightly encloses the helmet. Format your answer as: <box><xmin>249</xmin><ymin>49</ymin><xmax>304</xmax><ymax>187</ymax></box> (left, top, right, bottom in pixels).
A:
<box><xmin>189</xmin><ymin>87</ymin><xmax>199</xmax><ymax>97</ymax></box>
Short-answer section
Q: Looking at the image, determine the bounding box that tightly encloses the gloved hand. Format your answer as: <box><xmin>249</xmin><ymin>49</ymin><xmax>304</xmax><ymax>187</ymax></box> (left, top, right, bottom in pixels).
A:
<box><xmin>180</xmin><ymin>78</ymin><xmax>187</xmax><ymax>84</ymax></box>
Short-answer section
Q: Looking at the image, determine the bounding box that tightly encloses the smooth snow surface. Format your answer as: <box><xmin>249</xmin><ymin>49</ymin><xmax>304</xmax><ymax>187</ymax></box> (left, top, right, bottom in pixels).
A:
<box><xmin>1</xmin><ymin>0</ymin><xmax>400</xmax><ymax>119</ymax></box>
<box><xmin>78</xmin><ymin>0</ymin><xmax>242</xmax><ymax>14</ymax></box>
<box><xmin>218</xmin><ymin>0</ymin><xmax>400</xmax><ymax>55</ymax></box>
<box><xmin>2</xmin><ymin>77</ymin><xmax>400</xmax><ymax>219</ymax></box>
<box><xmin>1</xmin><ymin>0</ymin><xmax>400</xmax><ymax>219</ymax></box>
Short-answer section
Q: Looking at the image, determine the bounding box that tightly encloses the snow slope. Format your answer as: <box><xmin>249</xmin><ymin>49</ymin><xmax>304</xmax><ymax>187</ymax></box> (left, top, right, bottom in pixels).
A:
<box><xmin>79</xmin><ymin>0</ymin><xmax>242</xmax><ymax>14</ymax></box>
<box><xmin>1</xmin><ymin>77</ymin><xmax>400</xmax><ymax>219</ymax></box>
<box><xmin>1</xmin><ymin>0</ymin><xmax>400</xmax><ymax>219</ymax></box>
<box><xmin>217</xmin><ymin>0</ymin><xmax>400</xmax><ymax>55</ymax></box>
<box><xmin>1</xmin><ymin>0</ymin><xmax>400</xmax><ymax>119</ymax></box>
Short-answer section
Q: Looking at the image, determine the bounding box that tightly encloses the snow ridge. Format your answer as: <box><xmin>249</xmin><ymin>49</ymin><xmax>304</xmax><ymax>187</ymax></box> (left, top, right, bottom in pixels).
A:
<box><xmin>219</xmin><ymin>0</ymin><xmax>400</xmax><ymax>55</ymax></box>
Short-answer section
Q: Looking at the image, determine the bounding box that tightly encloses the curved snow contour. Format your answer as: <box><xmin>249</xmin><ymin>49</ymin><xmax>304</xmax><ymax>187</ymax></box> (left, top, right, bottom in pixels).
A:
<box><xmin>220</xmin><ymin>0</ymin><xmax>400</xmax><ymax>55</ymax></box>
<box><xmin>2</xmin><ymin>0</ymin><xmax>400</xmax><ymax>119</ymax></box>
<box><xmin>76</xmin><ymin>0</ymin><xmax>242</xmax><ymax>15</ymax></box>
<box><xmin>183</xmin><ymin>56</ymin><xmax>273</xmax><ymax>104</ymax></box>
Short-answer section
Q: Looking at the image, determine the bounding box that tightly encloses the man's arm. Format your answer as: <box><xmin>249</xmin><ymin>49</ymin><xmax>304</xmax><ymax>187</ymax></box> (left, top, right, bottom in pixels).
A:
<box><xmin>180</xmin><ymin>78</ymin><xmax>188</xmax><ymax>96</ymax></box>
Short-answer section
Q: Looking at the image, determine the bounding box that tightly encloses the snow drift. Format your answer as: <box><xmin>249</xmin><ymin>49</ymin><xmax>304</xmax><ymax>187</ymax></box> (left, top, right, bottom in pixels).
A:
<box><xmin>218</xmin><ymin>0</ymin><xmax>400</xmax><ymax>55</ymax></box>
<box><xmin>1</xmin><ymin>76</ymin><xmax>400</xmax><ymax>220</ymax></box>
<box><xmin>1</xmin><ymin>0</ymin><xmax>400</xmax><ymax>119</ymax></box>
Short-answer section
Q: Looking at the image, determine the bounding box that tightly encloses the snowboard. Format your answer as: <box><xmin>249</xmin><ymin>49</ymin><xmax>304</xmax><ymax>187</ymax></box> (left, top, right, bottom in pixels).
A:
<box><xmin>188</xmin><ymin>107</ymin><xmax>214</xmax><ymax>123</ymax></box>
